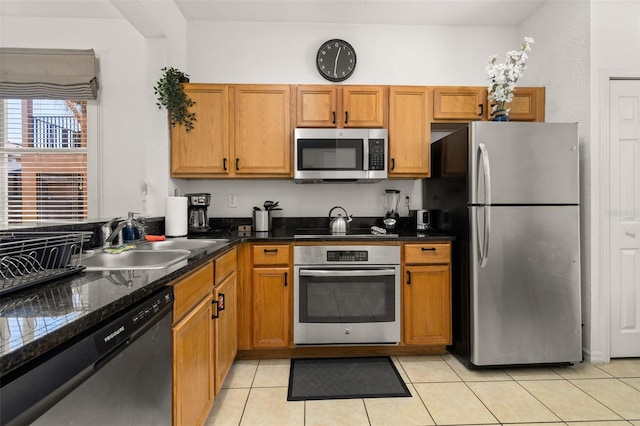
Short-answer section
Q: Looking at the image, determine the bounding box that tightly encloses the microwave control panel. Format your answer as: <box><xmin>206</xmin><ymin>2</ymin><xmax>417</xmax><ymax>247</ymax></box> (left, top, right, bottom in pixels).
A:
<box><xmin>368</xmin><ymin>139</ymin><xmax>385</xmax><ymax>170</ymax></box>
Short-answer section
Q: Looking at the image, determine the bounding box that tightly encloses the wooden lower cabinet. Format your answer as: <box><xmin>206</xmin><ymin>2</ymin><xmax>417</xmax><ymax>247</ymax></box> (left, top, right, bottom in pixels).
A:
<box><xmin>173</xmin><ymin>294</ymin><xmax>214</xmax><ymax>426</ymax></box>
<box><xmin>403</xmin><ymin>264</ymin><xmax>452</xmax><ymax>345</ymax></box>
<box><xmin>213</xmin><ymin>272</ymin><xmax>237</xmax><ymax>393</ymax></box>
<box><xmin>402</xmin><ymin>243</ymin><xmax>452</xmax><ymax>346</ymax></box>
<box><xmin>252</xmin><ymin>266</ymin><xmax>291</xmax><ymax>348</ymax></box>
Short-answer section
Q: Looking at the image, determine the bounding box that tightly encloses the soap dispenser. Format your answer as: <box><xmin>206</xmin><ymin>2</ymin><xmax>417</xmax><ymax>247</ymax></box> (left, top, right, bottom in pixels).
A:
<box><xmin>122</xmin><ymin>211</ymin><xmax>141</xmax><ymax>243</ymax></box>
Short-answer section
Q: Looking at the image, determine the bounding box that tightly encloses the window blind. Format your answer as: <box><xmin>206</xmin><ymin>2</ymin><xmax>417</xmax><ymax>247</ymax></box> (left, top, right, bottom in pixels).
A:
<box><xmin>0</xmin><ymin>48</ymin><xmax>99</xmax><ymax>100</ymax></box>
<box><xmin>0</xmin><ymin>99</ymin><xmax>88</xmax><ymax>225</ymax></box>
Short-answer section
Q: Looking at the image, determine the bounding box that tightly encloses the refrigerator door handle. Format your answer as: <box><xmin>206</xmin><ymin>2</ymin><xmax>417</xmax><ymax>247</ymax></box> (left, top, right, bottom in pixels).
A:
<box><xmin>482</xmin><ymin>206</ymin><xmax>490</xmax><ymax>267</ymax></box>
<box><xmin>478</xmin><ymin>143</ymin><xmax>492</xmax><ymax>205</ymax></box>
<box><xmin>478</xmin><ymin>143</ymin><xmax>491</xmax><ymax>267</ymax></box>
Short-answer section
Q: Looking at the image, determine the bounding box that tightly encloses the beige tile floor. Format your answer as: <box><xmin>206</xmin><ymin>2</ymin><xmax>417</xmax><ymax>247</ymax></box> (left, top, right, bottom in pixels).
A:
<box><xmin>206</xmin><ymin>356</ymin><xmax>640</xmax><ymax>426</ymax></box>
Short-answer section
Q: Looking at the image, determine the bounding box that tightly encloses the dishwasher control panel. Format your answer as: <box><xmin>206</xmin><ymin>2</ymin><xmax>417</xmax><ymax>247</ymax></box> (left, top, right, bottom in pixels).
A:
<box><xmin>94</xmin><ymin>287</ymin><xmax>174</xmax><ymax>354</ymax></box>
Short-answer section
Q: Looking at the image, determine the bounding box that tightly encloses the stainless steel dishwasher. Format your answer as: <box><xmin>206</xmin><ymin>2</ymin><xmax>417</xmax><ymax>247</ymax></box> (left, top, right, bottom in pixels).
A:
<box><xmin>1</xmin><ymin>286</ymin><xmax>173</xmax><ymax>426</ymax></box>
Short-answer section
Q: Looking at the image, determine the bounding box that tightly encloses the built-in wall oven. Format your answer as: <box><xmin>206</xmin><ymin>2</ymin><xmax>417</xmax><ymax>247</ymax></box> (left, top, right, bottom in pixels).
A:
<box><xmin>293</xmin><ymin>245</ymin><xmax>400</xmax><ymax>345</ymax></box>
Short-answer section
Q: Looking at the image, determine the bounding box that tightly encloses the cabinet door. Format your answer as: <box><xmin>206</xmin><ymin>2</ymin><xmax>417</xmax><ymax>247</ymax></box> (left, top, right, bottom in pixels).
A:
<box><xmin>213</xmin><ymin>273</ymin><xmax>237</xmax><ymax>393</ymax></box>
<box><xmin>171</xmin><ymin>84</ymin><xmax>229</xmax><ymax>177</ymax></box>
<box><xmin>342</xmin><ymin>86</ymin><xmax>385</xmax><ymax>127</ymax></box>
<box><xmin>433</xmin><ymin>86</ymin><xmax>486</xmax><ymax>121</ymax></box>
<box><xmin>296</xmin><ymin>86</ymin><xmax>338</xmax><ymax>127</ymax></box>
<box><xmin>233</xmin><ymin>85</ymin><xmax>291</xmax><ymax>176</ymax></box>
<box><xmin>403</xmin><ymin>265</ymin><xmax>451</xmax><ymax>345</ymax></box>
<box><xmin>506</xmin><ymin>87</ymin><xmax>545</xmax><ymax>122</ymax></box>
<box><xmin>173</xmin><ymin>295</ymin><xmax>214</xmax><ymax>426</ymax></box>
<box><xmin>388</xmin><ymin>86</ymin><xmax>430</xmax><ymax>177</ymax></box>
<box><xmin>252</xmin><ymin>267</ymin><xmax>291</xmax><ymax>348</ymax></box>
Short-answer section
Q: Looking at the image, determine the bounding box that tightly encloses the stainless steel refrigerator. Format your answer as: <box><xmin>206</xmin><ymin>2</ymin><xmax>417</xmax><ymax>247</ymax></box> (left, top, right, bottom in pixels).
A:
<box><xmin>426</xmin><ymin>121</ymin><xmax>582</xmax><ymax>367</ymax></box>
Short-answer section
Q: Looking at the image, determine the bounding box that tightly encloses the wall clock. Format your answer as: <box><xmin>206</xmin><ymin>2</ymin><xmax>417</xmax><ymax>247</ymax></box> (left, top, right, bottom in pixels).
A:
<box><xmin>316</xmin><ymin>39</ymin><xmax>357</xmax><ymax>82</ymax></box>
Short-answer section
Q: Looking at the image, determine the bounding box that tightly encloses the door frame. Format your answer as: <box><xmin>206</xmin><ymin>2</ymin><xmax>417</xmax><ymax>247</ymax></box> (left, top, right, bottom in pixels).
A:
<box><xmin>596</xmin><ymin>71</ymin><xmax>640</xmax><ymax>363</ymax></box>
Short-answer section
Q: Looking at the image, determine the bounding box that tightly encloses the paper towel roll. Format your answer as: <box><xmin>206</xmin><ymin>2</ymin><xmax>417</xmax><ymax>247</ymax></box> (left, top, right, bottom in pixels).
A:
<box><xmin>165</xmin><ymin>196</ymin><xmax>188</xmax><ymax>237</ymax></box>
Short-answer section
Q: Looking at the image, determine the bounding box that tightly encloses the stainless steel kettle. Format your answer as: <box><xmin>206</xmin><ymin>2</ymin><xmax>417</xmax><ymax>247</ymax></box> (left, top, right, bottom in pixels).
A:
<box><xmin>328</xmin><ymin>206</ymin><xmax>352</xmax><ymax>234</ymax></box>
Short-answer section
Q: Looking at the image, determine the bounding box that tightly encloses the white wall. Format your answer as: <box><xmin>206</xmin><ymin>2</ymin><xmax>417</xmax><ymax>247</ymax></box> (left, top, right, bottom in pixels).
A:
<box><xmin>588</xmin><ymin>0</ymin><xmax>640</xmax><ymax>362</ymax></box>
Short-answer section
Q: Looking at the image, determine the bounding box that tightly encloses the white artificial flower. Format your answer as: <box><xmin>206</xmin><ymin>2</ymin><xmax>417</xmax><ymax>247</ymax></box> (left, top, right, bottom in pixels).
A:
<box><xmin>486</xmin><ymin>37</ymin><xmax>535</xmax><ymax>113</ymax></box>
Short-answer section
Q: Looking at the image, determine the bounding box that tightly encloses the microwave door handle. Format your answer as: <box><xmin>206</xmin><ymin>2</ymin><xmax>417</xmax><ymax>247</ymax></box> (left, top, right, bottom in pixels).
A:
<box><xmin>363</xmin><ymin>138</ymin><xmax>369</xmax><ymax>171</ymax></box>
<box><xmin>300</xmin><ymin>269</ymin><xmax>396</xmax><ymax>277</ymax></box>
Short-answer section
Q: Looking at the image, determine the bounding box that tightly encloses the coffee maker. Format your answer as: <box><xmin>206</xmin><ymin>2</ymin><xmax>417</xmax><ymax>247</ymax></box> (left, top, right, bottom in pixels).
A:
<box><xmin>185</xmin><ymin>193</ymin><xmax>211</xmax><ymax>233</ymax></box>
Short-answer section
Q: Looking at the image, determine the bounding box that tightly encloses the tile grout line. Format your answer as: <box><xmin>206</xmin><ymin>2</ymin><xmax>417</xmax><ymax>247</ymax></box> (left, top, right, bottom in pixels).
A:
<box><xmin>236</xmin><ymin>360</ymin><xmax>261</xmax><ymax>426</ymax></box>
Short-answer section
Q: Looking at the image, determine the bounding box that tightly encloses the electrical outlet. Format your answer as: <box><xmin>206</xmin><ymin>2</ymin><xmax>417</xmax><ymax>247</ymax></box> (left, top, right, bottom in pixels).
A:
<box><xmin>140</xmin><ymin>179</ymin><xmax>149</xmax><ymax>201</ymax></box>
<box><xmin>228</xmin><ymin>194</ymin><xmax>238</xmax><ymax>208</ymax></box>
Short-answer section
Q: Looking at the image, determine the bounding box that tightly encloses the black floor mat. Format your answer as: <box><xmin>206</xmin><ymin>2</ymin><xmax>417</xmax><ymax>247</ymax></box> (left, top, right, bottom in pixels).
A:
<box><xmin>287</xmin><ymin>356</ymin><xmax>411</xmax><ymax>401</ymax></box>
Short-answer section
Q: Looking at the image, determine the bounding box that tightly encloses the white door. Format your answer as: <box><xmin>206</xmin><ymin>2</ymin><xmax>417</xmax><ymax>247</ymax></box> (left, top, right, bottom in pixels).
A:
<box><xmin>609</xmin><ymin>79</ymin><xmax>640</xmax><ymax>357</ymax></box>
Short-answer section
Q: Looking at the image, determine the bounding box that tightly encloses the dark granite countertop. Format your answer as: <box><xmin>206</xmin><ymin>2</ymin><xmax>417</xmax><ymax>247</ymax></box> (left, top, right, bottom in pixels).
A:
<box><xmin>0</xmin><ymin>218</ymin><xmax>453</xmax><ymax>379</ymax></box>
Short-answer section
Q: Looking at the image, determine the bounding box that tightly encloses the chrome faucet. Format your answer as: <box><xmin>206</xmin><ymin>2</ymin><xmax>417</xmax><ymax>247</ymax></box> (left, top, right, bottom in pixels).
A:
<box><xmin>102</xmin><ymin>218</ymin><xmax>127</xmax><ymax>248</ymax></box>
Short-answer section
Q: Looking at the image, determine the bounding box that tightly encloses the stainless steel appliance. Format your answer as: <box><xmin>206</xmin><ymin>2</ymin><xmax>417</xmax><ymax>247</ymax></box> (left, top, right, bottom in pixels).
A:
<box><xmin>2</xmin><ymin>287</ymin><xmax>173</xmax><ymax>425</ymax></box>
<box><xmin>328</xmin><ymin>206</ymin><xmax>352</xmax><ymax>234</ymax></box>
<box><xmin>381</xmin><ymin>189</ymin><xmax>401</xmax><ymax>229</ymax></box>
<box><xmin>425</xmin><ymin>122</ymin><xmax>581</xmax><ymax>367</ymax></box>
<box><xmin>185</xmin><ymin>192</ymin><xmax>211</xmax><ymax>233</ymax></box>
<box><xmin>416</xmin><ymin>209</ymin><xmax>431</xmax><ymax>230</ymax></box>
<box><xmin>294</xmin><ymin>128</ymin><xmax>388</xmax><ymax>183</ymax></box>
<box><xmin>294</xmin><ymin>245</ymin><xmax>400</xmax><ymax>345</ymax></box>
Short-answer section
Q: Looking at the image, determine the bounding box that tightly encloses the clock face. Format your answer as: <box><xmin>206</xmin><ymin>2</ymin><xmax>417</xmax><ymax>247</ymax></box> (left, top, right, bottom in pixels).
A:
<box><xmin>316</xmin><ymin>39</ymin><xmax>357</xmax><ymax>82</ymax></box>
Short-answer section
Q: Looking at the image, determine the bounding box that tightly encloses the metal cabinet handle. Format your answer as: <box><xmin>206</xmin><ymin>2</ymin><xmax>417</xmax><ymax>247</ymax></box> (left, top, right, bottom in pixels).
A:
<box><xmin>421</xmin><ymin>247</ymin><xmax>436</xmax><ymax>251</ymax></box>
<box><xmin>332</xmin><ymin>111</ymin><xmax>336</xmax><ymax>124</ymax></box>
<box><xmin>235</xmin><ymin>158</ymin><xmax>239</xmax><ymax>170</ymax></box>
<box><xmin>478</xmin><ymin>103</ymin><xmax>484</xmax><ymax>117</ymax></box>
<box><xmin>263</xmin><ymin>248</ymin><xmax>278</xmax><ymax>253</ymax></box>
<box><xmin>212</xmin><ymin>298</ymin><xmax>220</xmax><ymax>319</ymax></box>
<box><xmin>284</xmin><ymin>272</ymin><xmax>288</xmax><ymax>287</ymax></box>
<box><xmin>344</xmin><ymin>111</ymin><xmax>349</xmax><ymax>124</ymax></box>
<box><xmin>391</xmin><ymin>158</ymin><xmax>395</xmax><ymax>171</ymax></box>
<box><xmin>223</xmin><ymin>158</ymin><xmax>227</xmax><ymax>171</ymax></box>
<box><xmin>406</xmin><ymin>270</ymin><xmax>411</xmax><ymax>285</ymax></box>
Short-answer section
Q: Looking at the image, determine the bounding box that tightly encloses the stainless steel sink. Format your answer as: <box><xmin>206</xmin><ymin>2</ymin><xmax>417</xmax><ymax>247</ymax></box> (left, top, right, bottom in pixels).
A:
<box><xmin>140</xmin><ymin>238</ymin><xmax>228</xmax><ymax>251</ymax></box>
<box><xmin>82</xmin><ymin>249</ymin><xmax>190</xmax><ymax>271</ymax></box>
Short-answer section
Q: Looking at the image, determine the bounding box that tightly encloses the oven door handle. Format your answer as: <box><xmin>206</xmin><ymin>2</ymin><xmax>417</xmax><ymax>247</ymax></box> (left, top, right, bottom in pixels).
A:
<box><xmin>299</xmin><ymin>269</ymin><xmax>396</xmax><ymax>277</ymax></box>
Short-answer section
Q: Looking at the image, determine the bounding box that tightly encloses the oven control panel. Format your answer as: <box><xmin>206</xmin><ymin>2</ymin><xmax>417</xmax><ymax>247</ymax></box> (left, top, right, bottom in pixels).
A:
<box><xmin>326</xmin><ymin>250</ymin><xmax>368</xmax><ymax>262</ymax></box>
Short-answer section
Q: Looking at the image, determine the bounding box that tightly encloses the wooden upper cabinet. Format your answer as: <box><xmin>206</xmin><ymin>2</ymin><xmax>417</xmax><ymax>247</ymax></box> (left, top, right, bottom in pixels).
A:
<box><xmin>388</xmin><ymin>86</ymin><xmax>430</xmax><ymax>177</ymax></box>
<box><xmin>504</xmin><ymin>87</ymin><xmax>545</xmax><ymax>122</ymax></box>
<box><xmin>296</xmin><ymin>86</ymin><xmax>338</xmax><ymax>127</ymax></box>
<box><xmin>295</xmin><ymin>85</ymin><xmax>385</xmax><ymax>128</ymax></box>
<box><xmin>171</xmin><ymin>84</ymin><xmax>229</xmax><ymax>177</ymax></box>
<box><xmin>342</xmin><ymin>86</ymin><xmax>385</xmax><ymax>127</ymax></box>
<box><xmin>233</xmin><ymin>85</ymin><xmax>291</xmax><ymax>176</ymax></box>
<box><xmin>432</xmin><ymin>86</ymin><xmax>486</xmax><ymax>121</ymax></box>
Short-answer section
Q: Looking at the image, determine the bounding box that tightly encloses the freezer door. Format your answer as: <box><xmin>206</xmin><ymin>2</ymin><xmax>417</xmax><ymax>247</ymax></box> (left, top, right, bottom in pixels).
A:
<box><xmin>470</xmin><ymin>205</ymin><xmax>581</xmax><ymax>366</ymax></box>
<box><xmin>470</xmin><ymin>122</ymin><xmax>579</xmax><ymax>205</ymax></box>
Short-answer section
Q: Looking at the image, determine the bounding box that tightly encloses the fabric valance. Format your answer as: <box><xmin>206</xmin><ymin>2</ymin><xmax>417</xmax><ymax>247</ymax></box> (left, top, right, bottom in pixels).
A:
<box><xmin>0</xmin><ymin>48</ymin><xmax>99</xmax><ymax>100</ymax></box>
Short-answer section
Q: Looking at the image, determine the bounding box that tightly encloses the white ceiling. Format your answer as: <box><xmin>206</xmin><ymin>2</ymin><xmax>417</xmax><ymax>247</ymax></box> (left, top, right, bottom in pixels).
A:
<box><xmin>1</xmin><ymin>0</ymin><xmax>546</xmax><ymax>26</ymax></box>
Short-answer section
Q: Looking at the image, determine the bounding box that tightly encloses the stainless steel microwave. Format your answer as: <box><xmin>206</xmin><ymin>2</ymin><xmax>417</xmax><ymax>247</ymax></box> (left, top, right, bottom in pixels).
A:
<box><xmin>293</xmin><ymin>128</ymin><xmax>388</xmax><ymax>183</ymax></box>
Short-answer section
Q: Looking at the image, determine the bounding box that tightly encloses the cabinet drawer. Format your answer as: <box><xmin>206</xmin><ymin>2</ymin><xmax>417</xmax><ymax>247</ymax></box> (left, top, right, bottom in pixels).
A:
<box><xmin>253</xmin><ymin>244</ymin><xmax>290</xmax><ymax>265</ymax></box>
<box><xmin>215</xmin><ymin>247</ymin><xmax>237</xmax><ymax>285</ymax></box>
<box><xmin>173</xmin><ymin>262</ymin><xmax>214</xmax><ymax>322</ymax></box>
<box><xmin>404</xmin><ymin>243</ymin><xmax>451</xmax><ymax>265</ymax></box>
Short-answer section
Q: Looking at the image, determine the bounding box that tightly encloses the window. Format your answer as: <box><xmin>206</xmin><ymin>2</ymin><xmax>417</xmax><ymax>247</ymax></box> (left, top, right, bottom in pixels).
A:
<box><xmin>0</xmin><ymin>99</ymin><xmax>88</xmax><ymax>224</ymax></box>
